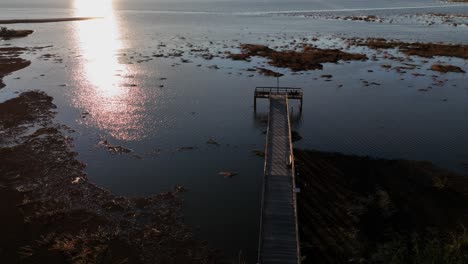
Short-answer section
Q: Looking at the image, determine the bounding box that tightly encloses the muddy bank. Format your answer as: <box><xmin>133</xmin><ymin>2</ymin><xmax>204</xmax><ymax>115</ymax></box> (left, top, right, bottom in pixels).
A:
<box><xmin>349</xmin><ymin>38</ymin><xmax>468</xmax><ymax>59</ymax></box>
<box><xmin>0</xmin><ymin>47</ymin><xmax>31</xmax><ymax>89</ymax></box>
<box><xmin>0</xmin><ymin>17</ymin><xmax>101</xmax><ymax>24</ymax></box>
<box><xmin>295</xmin><ymin>149</ymin><xmax>468</xmax><ymax>263</ymax></box>
<box><xmin>0</xmin><ymin>91</ymin><xmax>220</xmax><ymax>264</ymax></box>
<box><xmin>228</xmin><ymin>44</ymin><xmax>367</xmax><ymax>71</ymax></box>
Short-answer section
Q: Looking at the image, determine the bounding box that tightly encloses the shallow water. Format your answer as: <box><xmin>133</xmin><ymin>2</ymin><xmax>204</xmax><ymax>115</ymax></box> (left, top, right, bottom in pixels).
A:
<box><xmin>1</xmin><ymin>0</ymin><xmax>468</xmax><ymax>262</ymax></box>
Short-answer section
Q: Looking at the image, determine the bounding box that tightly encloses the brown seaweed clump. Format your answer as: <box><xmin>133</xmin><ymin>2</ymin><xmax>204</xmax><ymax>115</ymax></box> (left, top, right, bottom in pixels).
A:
<box><xmin>295</xmin><ymin>149</ymin><xmax>468</xmax><ymax>263</ymax></box>
<box><xmin>350</xmin><ymin>38</ymin><xmax>468</xmax><ymax>59</ymax></box>
<box><xmin>0</xmin><ymin>47</ymin><xmax>31</xmax><ymax>88</ymax></box>
<box><xmin>228</xmin><ymin>44</ymin><xmax>367</xmax><ymax>71</ymax></box>
<box><xmin>430</xmin><ymin>64</ymin><xmax>466</xmax><ymax>73</ymax></box>
<box><xmin>0</xmin><ymin>92</ymin><xmax>220</xmax><ymax>264</ymax></box>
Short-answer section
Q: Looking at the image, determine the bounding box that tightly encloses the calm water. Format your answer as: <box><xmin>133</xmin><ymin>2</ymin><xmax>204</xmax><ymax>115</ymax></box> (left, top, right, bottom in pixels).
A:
<box><xmin>1</xmin><ymin>0</ymin><xmax>468</xmax><ymax>262</ymax></box>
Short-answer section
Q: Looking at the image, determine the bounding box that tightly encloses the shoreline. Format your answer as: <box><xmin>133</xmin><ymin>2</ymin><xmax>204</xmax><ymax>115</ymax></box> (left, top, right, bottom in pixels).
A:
<box><xmin>0</xmin><ymin>17</ymin><xmax>102</xmax><ymax>24</ymax></box>
<box><xmin>0</xmin><ymin>91</ymin><xmax>221</xmax><ymax>264</ymax></box>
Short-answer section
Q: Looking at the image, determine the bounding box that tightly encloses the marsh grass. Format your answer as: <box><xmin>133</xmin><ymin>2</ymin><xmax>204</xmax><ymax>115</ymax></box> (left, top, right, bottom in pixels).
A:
<box><xmin>295</xmin><ymin>149</ymin><xmax>468</xmax><ymax>264</ymax></box>
<box><xmin>371</xmin><ymin>226</ymin><xmax>468</xmax><ymax>264</ymax></box>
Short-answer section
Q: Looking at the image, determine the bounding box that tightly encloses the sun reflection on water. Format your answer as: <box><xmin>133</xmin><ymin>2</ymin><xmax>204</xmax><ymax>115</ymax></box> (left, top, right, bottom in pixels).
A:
<box><xmin>72</xmin><ymin>0</ymin><xmax>145</xmax><ymax>141</ymax></box>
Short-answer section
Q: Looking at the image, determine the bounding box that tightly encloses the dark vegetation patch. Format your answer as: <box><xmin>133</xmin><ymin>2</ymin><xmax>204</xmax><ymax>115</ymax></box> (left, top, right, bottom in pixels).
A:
<box><xmin>0</xmin><ymin>92</ymin><xmax>220</xmax><ymax>264</ymax></box>
<box><xmin>349</xmin><ymin>38</ymin><xmax>468</xmax><ymax>59</ymax></box>
<box><xmin>0</xmin><ymin>47</ymin><xmax>31</xmax><ymax>88</ymax></box>
<box><xmin>0</xmin><ymin>91</ymin><xmax>55</xmax><ymax>144</ymax></box>
<box><xmin>430</xmin><ymin>64</ymin><xmax>465</xmax><ymax>73</ymax></box>
<box><xmin>227</xmin><ymin>44</ymin><xmax>367</xmax><ymax>71</ymax></box>
<box><xmin>0</xmin><ymin>27</ymin><xmax>33</xmax><ymax>40</ymax></box>
<box><xmin>295</xmin><ymin>149</ymin><xmax>468</xmax><ymax>264</ymax></box>
<box><xmin>0</xmin><ymin>91</ymin><xmax>54</xmax><ymax>129</ymax></box>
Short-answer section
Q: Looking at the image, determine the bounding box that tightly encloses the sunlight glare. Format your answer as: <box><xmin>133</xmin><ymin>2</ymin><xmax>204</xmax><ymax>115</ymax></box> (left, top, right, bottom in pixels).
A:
<box><xmin>72</xmin><ymin>0</ymin><xmax>145</xmax><ymax>141</ymax></box>
<box><xmin>74</xmin><ymin>0</ymin><xmax>113</xmax><ymax>17</ymax></box>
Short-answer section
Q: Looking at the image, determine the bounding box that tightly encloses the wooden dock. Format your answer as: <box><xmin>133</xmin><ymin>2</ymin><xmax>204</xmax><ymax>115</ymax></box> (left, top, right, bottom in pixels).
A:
<box><xmin>256</xmin><ymin>87</ymin><xmax>303</xmax><ymax>264</ymax></box>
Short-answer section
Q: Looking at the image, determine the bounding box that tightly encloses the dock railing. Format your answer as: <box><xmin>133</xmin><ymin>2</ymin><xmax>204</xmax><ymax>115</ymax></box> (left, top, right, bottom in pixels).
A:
<box><xmin>255</xmin><ymin>87</ymin><xmax>303</xmax><ymax>98</ymax></box>
<box><xmin>254</xmin><ymin>87</ymin><xmax>303</xmax><ymax>111</ymax></box>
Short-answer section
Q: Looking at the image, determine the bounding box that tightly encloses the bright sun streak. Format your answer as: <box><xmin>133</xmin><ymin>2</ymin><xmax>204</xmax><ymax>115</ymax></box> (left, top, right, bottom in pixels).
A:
<box><xmin>74</xmin><ymin>0</ymin><xmax>122</xmax><ymax>93</ymax></box>
<box><xmin>72</xmin><ymin>0</ymin><xmax>145</xmax><ymax>140</ymax></box>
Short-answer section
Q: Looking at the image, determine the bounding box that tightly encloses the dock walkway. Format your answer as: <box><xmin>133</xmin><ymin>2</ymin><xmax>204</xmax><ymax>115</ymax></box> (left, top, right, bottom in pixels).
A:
<box><xmin>256</xmin><ymin>87</ymin><xmax>302</xmax><ymax>264</ymax></box>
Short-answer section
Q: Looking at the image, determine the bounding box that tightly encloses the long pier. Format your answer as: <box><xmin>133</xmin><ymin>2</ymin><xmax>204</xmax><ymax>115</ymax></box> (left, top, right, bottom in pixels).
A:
<box><xmin>255</xmin><ymin>87</ymin><xmax>303</xmax><ymax>264</ymax></box>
